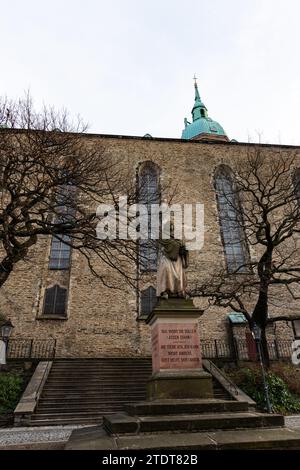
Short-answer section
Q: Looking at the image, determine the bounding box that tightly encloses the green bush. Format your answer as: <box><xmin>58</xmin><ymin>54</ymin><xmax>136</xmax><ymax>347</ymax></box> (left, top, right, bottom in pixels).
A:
<box><xmin>229</xmin><ymin>367</ymin><xmax>300</xmax><ymax>414</ymax></box>
<box><xmin>271</xmin><ymin>363</ymin><xmax>300</xmax><ymax>395</ymax></box>
<box><xmin>0</xmin><ymin>372</ymin><xmax>23</xmax><ymax>414</ymax></box>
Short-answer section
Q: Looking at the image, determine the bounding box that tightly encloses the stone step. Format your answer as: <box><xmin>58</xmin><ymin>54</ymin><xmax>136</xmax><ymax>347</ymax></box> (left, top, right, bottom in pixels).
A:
<box><xmin>50</xmin><ymin>370</ymin><xmax>150</xmax><ymax>373</ymax></box>
<box><xmin>32</xmin><ymin>411</ymin><xmax>117</xmax><ymax>420</ymax></box>
<box><xmin>213</xmin><ymin>392</ymin><xmax>231</xmax><ymax>400</ymax></box>
<box><xmin>46</xmin><ymin>377</ymin><xmax>149</xmax><ymax>382</ymax></box>
<box><xmin>38</xmin><ymin>400</ymin><xmax>133</xmax><ymax>415</ymax></box>
<box><xmin>125</xmin><ymin>399</ymin><xmax>249</xmax><ymax>416</ymax></box>
<box><xmin>39</xmin><ymin>395</ymin><xmax>145</xmax><ymax>404</ymax></box>
<box><xmin>48</xmin><ymin>373</ymin><xmax>148</xmax><ymax>376</ymax></box>
<box><xmin>44</xmin><ymin>382</ymin><xmax>148</xmax><ymax>388</ymax></box>
<box><xmin>212</xmin><ymin>381</ymin><xmax>231</xmax><ymax>400</ymax></box>
<box><xmin>46</xmin><ymin>376</ymin><xmax>150</xmax><ymax>380</ymax></box>
<box><xmin>43</xmin><ymin>381</ymin><xmax>148</xmax><ymax>387</ymax></box>
<box><xmin>54</xmin><ymin>358</ymin><xmax>152</xmax><ymax>361</ymax></box>
<box><xmin>47</xmin><ymin>374</ymin><xmax>150</xmax><ymax>378</ymax></box>
<box><xmin>65</xmin><ymin>426</ymin><xmax>300</xmax><ymax>450</ymax></box>
<box><xmin>43</xmin><ymin>384</ymin><xmax>146</xmax><ymax>396</ymax></box>
<box><xmin>37</xmin><ymin>401</ymin><xmax>145</xmax><ymax>410</ymax></box>
<box><xmin>40</xmin><ymin>393</ymin><xmax>146</xmax><ymax>400</ymax></box>
<box><xmin>51</xmin><ymin>366</ymin><xmax>152</xmax><ymax>374</ymax></box>
<box><xmin>49</xmin><ymin>369</ymin><xmax>152</xmax><ymax>378</ymax></box>
<box><xmin>43</xmin><ymin>387</ymin><xmax>147</xmax><ymax>391</ymax></box>
<box><xmin>50</xmin><ymin>364</ymin><xmax>152</xmax><ymax>368</ymax></box>
<box><xmin>103</xmin><ymin>412</ymin><xmax>284</xmax><ymax>434</ymax></box>
<box><xmin>36</xmin><ymin>407</ymin><xmax>130</xmax><ymax>414</ymax></box>
<box><xmin>44</xmin><ymin>382</ymin><xmax>145</xmax><ymax>386</ymax></box>
<box><xmin>41</xmin><ymin>393</ymin><xmax>146</xmax><ymax>398</ymax></box>
<box><xmin>213</xmin><ymin>390</ymin><xmax>229</xmax><ymax>397</ymax></box>
<box><xmin>38</xmin><ymin>395</ymin><xmax>144</xmax><ymax>403</ymax></box>
<box><xmin>34</xmin><ymin>406</ymin><xmax>126</xmax><ymax>414</ymax></box>
<box><xmin>53</xmin><ymin>358</ymin><xmax>152</xmax><ymax>361</ymax></box>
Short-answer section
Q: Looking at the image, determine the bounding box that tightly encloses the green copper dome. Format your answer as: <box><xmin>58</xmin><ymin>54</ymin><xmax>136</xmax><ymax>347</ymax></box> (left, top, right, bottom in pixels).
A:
<box><xmin>181</xmin><ymin>81</ymin><xmax>227</xmax><ymax>140</ymax></box>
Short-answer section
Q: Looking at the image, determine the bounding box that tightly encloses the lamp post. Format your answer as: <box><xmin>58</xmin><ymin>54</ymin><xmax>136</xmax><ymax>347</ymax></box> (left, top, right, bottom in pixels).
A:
<box><xmin>0</xmin><ymin>320</ymin><xmax>14</xmax><ymax>365</ymax></box>
<box><xmin>252</xmin><ymin>322</ymin><xmax>272</xmax><ymax>413</ymax></box>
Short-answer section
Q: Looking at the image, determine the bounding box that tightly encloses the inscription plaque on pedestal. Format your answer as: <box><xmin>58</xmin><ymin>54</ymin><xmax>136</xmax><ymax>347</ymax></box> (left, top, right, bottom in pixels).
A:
<box><xmin>151</xmin><ymin>320</ymin><xmax>201</xmax><ymax>373</ymax></box>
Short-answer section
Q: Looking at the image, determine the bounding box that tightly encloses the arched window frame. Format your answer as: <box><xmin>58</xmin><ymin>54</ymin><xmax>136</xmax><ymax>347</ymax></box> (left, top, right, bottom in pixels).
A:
<box><xmin>137</xmin><ymin>161</ymin><xmax>161</xmax><ymax>272</ymax></box>
<box><xmin>42</xmin><ymin>284</ymin><xmax>68</xmax><ymax>317</ymax></box>
<box><xmin>140</xmin><ymin>285</ymin><xmax>157</xmax><ymax>318</ymax></box>
<box><xmin>48</xmin><ymin>181</ymin><xmax>76</xmax><ymax>270</ymax></box>
<box><xmin>214</xmin><ymin>164</ymin><xmax>249</xmax><ymax>273</ymax></box>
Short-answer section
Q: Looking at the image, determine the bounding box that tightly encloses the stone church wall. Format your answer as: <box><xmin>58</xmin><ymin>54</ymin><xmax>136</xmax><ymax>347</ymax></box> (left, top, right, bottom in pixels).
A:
<box><xmin>1</xmin><ymin>135</ymin><xmax>299</xmax><ymax>357</ymax></box>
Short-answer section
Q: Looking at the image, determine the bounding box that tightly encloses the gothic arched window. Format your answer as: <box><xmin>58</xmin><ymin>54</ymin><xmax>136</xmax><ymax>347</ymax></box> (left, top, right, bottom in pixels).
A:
<box><xmin>214</xmin><ymin>165</ymin><xmax>248</xmax><ymax>272</ymax></box>
<box><xmin>138</xmin><ymin>162</ymin><xmax>160</xmax><ymax>271</ymax></box>
<box><xmin>140</xmin><ymin>286</ymin><xmax>157</xmax><ymax>317</ymax></box>
<box><xmin>48</xmin><ymin>182</ymin><xmax>75</xmax><ymax>270</ymax></box>
<box><xmin>43</xmin><ymin>284</ymin><xmax>67</xmax><ymax>316</ymax></box>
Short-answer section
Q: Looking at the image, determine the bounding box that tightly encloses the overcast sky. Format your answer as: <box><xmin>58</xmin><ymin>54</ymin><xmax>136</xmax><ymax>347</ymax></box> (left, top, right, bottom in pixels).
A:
<box><xmin>1</xmin><ymin>0</ymin><xmax>299</xmax><ymax>144</ymax></box>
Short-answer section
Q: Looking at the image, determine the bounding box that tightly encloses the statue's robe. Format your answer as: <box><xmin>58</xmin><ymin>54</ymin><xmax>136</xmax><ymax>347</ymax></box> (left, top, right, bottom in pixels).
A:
<box><xmin>156</xmin><ymin>239</ymin><xmax>188</xmax><ymax>297</ymax></box>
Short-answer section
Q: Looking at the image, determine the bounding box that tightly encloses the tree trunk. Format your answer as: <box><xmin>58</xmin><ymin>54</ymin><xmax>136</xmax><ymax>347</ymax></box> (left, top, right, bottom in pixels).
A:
<box><xmin>252</xmin><ymin>288</ymin><xmax>268</xmax><ymax>327</ymax></box>
<box><xmin>0</xmin><ymin>237</ymin><xmax>35</xmax><ymax>288</ymax></box>
<box><xmin>0</xmin><ymin>259</ymin><xmax>13</xmax><ymax>288</ymax></box>
<box><xmin>251</xmin><ymin>287</ymin><xmax>270</xmax><ymax>368</ymax></box>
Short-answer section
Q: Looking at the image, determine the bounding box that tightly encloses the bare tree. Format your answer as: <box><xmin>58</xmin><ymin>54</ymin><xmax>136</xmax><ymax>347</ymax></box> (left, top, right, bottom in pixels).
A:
<box><xmin>0</xmin><ymin>95</ymin><xmax>167</xmax><ymax>290</ymax></box>
<box><xmin>190</xmin><ymin>147</ymin><xmax>300</xmax><ymax>366</ymax></box>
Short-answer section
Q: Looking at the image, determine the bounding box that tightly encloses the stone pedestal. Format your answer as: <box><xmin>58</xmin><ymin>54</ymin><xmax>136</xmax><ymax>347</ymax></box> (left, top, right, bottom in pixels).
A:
<box><xmin>146</xmin><ymin>298</ymin><xmax>213</xmax><ymax>400</ymax></box>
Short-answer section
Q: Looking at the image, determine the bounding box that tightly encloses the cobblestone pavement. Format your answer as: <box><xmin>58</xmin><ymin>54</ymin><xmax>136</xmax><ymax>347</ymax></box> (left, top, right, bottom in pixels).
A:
<box><xmin>0</xmin><ymin>425</ymin><xmax>88</xmax><ymax>447</ymax></box>
<box><xmin>285</xmin><ymin>415</ymin><xmax>300</xmax><ymax>428</ymax></box>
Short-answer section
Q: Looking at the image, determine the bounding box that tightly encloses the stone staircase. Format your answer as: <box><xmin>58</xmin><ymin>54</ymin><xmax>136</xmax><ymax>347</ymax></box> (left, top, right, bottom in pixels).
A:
<box><xmin>66</xmin><ymin>399</ymin><xmax>295</xmax><ymax>450</ymax></box>
<box><xmin>31</xmin><ymin>358</ymin><xmax>153</xmax><ymax>426</ymax></box>
<box><xmin>103</xmin><ymin>400</ymin><xmax>283</xmax><ymax>435</ymax></box>
<box><xmin>30</xmin><ymin>358</ymin><xmax>231</xmax><ymax>427</ymax></box>
<box><xmin>17</xmin><ymin>358</ymin><xmax>300</xmax><ymax>450</ymax></box>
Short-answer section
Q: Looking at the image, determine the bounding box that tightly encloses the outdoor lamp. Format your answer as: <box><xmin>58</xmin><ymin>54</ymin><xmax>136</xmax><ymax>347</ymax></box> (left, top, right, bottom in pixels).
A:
<box><xmin>252</xmin><ymin>323</ymin><xmax>262</xmax><ymax>342</ymax></box>
<box><xmin>1</xmin><ymin>320</ymin><xmax>14</xmax><ymax>340</ymax></box>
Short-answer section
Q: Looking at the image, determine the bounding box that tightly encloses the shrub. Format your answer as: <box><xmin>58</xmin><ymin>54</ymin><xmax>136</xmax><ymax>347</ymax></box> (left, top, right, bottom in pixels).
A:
<box><xmin>0</xmin><ymin>372</ymin><xmax>23</xmax><ymax>414</ymax></box>
<box><xmin>229</xmin><ymin>366</ymin><xmax>300</xmax><ymax>414</ymax></box>
<box><xmin>271</xmin><ymin>363</ymin><xmax>300</xmax><ymax>395</ymax></box>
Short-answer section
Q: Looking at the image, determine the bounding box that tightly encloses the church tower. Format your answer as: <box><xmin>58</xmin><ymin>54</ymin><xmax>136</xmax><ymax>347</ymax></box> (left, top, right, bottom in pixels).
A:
<box><xmin>181</xmin><ymin>78</ymin><xmax>229</xmax><ymax>142</ymax></box>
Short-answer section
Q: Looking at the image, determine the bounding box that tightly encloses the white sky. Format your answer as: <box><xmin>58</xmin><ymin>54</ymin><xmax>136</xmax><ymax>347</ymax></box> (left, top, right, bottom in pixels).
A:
<box><xmin>0</xmin><ymin>0</ymin><xmax>299</xmax><ymax>145</ymax></box>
